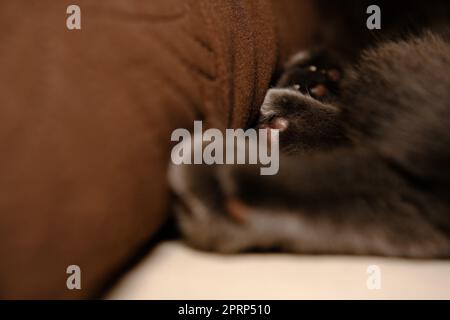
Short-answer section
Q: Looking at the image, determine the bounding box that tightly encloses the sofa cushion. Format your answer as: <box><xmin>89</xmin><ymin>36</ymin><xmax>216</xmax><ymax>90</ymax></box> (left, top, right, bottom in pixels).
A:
<box><xmin>0</xmin><ymin>0</ymin><xmax>319</xmax><ymax>299</ymax></box>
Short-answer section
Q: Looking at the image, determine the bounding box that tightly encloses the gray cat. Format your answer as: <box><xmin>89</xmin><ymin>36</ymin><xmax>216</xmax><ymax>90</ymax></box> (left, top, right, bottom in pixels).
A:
<box><xmin>168</xmin><ymin>2</ymin><xmax>450</xmax><ymax>258</ymax></box>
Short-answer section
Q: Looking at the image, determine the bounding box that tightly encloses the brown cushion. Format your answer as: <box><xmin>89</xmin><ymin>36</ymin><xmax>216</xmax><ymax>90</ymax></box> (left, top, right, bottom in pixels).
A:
<box><xmin>0</xmin><ymin>0</ymin><xmax>318</xmax><ymax>298</ymax></box>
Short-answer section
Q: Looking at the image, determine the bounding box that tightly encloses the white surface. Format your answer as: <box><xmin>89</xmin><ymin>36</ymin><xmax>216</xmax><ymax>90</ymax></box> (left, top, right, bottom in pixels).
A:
<box><xmin>107</xmin><ymin>241</ymin><xmax>450</xmax><ymax>300</ymax></box>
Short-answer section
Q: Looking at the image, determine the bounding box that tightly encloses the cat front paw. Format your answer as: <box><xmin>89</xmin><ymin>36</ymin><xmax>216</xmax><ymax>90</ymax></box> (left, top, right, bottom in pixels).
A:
<box><xmin>258</xmin><ymin>88</ymin><xmax>343</xmax><ymax>153</ymax></box>
<box><xmin>258</xmin><ymin>50</ymin><xmax>343</xmax><ymax>136</ymax></box>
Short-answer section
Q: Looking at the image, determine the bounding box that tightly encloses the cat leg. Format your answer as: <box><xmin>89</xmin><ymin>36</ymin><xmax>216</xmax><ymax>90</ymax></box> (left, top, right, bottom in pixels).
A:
<box><xmin>169</xmin><ymin>148</ymin><xmax>450</xmax><ymax>258</ymax></box>
<box><xmin>258</xmin><ymin>87</ymin><xmax>348</xmax><ymax>153</ymax></box>
<box><xmin>169</xmin><ymin>163</ymin><xmax>266</xmax><ymax>253</ymax></box>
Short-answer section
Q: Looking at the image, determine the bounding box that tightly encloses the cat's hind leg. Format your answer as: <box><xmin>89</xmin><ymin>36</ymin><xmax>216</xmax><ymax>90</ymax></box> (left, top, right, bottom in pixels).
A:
<box><xmin>170</xmin><ymin>148</ymin><xmax>450</xmax><ymax>258</ymax></box>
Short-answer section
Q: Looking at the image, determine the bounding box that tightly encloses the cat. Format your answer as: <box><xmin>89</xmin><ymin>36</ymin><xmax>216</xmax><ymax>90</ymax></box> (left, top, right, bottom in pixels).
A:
<box><xmin>168</xmin><ymin>1</ymin><xmax>450</xmax><ymax>258</ymax></box>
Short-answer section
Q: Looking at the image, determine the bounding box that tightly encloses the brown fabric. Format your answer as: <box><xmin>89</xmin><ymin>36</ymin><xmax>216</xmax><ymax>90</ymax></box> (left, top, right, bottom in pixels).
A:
<box><xmin>0</xmin><ymin>0</ymin><xmax>319</xmax><ymax>298</ymax></box>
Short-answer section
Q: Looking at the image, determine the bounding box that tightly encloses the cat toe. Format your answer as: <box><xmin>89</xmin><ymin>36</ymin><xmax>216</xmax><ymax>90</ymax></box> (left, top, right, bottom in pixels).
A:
<box><xmin>277</xmin><ymin>50</ymin><xmax>342</xmax><ymax>100</ymax></box>
<box><xmin>258</xmin><ymin>117</ymin><xmax>289</xmax><ymax>132</ymax></box>
<box><xmin>259</xmin><ymin>88</ymin><xmax>327</xmax><ymax>120</ymax></box>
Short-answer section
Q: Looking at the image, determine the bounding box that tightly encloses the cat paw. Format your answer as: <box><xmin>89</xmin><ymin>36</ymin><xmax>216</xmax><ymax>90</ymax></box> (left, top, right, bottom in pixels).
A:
<box><xmin>277</xmin><ymin>50</ymin><xmax>342</xmax><ymax>100</ymax></box>
<box><xmin>257</xmin><ymin>50</ymin><xmax>346</xmax><ymax>152</ymax></box>
<box><xmin>258</xmin><ymin>87</ymin><xmax>343</xmax><ymax>152</ymax></box>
